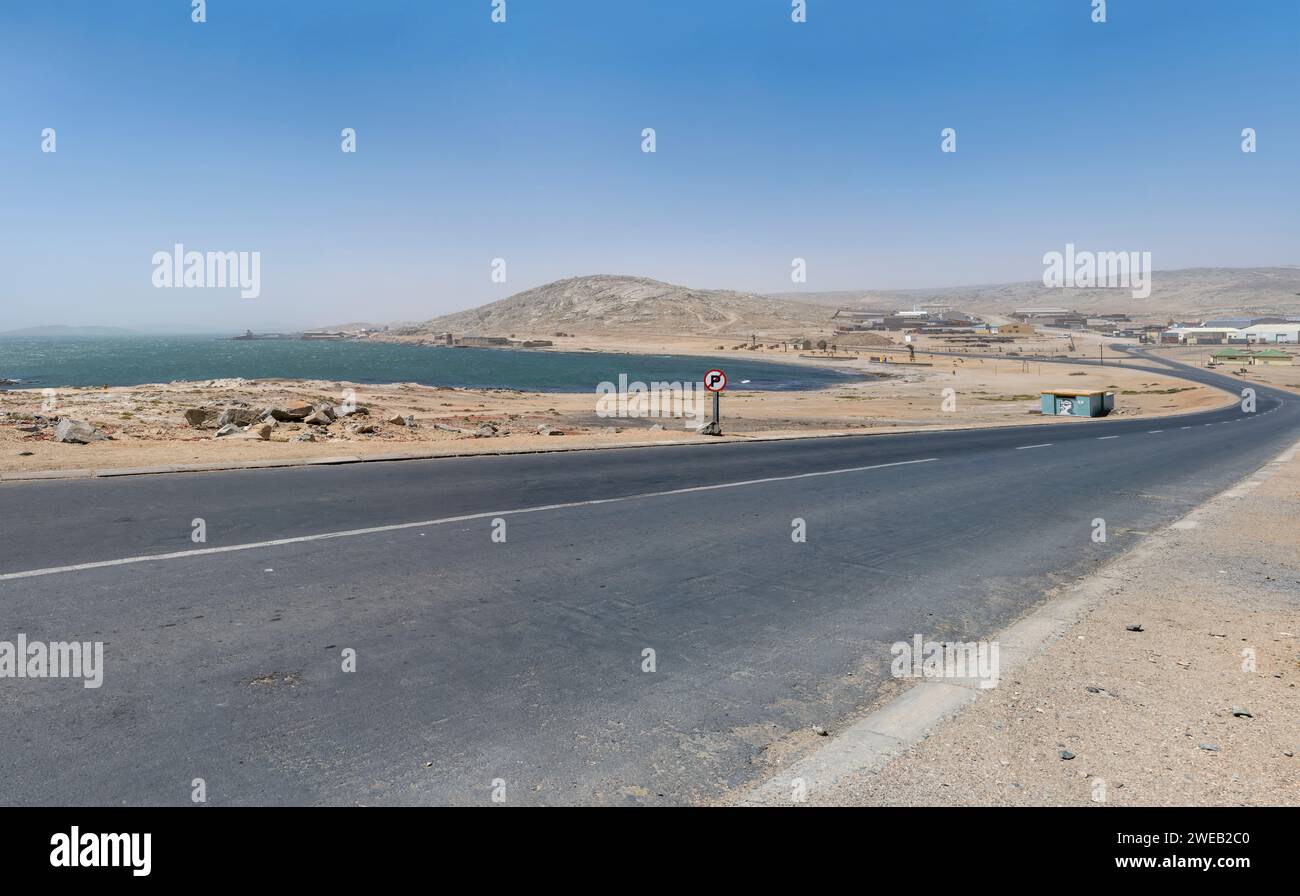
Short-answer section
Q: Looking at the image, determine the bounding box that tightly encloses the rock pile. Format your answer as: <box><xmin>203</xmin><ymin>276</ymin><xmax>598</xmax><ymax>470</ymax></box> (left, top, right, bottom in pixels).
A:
<box><xmin>179</xmin><ymin>399</ymin><xmax>476</xmax><ymax>443</ymax></box>
<box><xmin>6</xmin><ymin>413</ymin><xmax>111</xmax><ymax>444</ymax></box>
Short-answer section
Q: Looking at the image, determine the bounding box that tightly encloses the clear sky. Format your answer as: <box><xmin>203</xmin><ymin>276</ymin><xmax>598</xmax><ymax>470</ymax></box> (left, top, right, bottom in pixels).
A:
<box><xmin>2</xmin><ymin>0</ymin><xmax>1297</xmax><ymax>331</ymax></box>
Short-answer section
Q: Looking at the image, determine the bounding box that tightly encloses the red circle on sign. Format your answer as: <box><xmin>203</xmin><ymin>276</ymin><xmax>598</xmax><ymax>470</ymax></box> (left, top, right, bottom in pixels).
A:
<box><xmin>704</xmin><ymin>369</ymin><xmax>728</xmax><ymax>392</ymax></box>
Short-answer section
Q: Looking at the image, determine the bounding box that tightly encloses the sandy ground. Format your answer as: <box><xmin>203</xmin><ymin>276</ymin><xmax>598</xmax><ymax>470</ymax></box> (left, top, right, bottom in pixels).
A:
<box><xmin>1142</xmin><ymin>345</ymin><xmax>1300</xmax><ymax>396</ymax></box>
<box><xmin>1</xmin><ymin>339</ymin><xmax>1231</xmax><ymax>475</ymax></box>
<box><xmin>803</xmin><ymin>442</ymin><xmax>1300</xmax><ymax>807</ymax></box>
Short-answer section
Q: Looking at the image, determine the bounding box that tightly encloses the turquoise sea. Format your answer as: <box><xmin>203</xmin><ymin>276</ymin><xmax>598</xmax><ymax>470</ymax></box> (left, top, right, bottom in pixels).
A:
<box><xmin>0</xmin><ymin>335</ymin><xmax>857</xmax><ymax>392</ymax></box>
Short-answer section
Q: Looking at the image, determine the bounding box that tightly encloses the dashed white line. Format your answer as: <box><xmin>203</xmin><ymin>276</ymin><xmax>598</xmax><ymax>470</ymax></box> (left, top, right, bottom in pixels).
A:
<box><xmin>1015</xmin><ymin>443</ymin><xmax>1054</xmax><ymax>450</ymax></box>
<box><xmin>0</xmin><ymin>457</ymin><xmax>940</xmax><ymax>582</ymax></box>
<box><xmin>1097</xmin><ymin>435</ymin><xmax>1120</xmax><ymax>440</ymax></box>
<box><xmin>1148</xmin><ymin>430</ymin><xmax>1164</xmax><ymax>434</ymax></box>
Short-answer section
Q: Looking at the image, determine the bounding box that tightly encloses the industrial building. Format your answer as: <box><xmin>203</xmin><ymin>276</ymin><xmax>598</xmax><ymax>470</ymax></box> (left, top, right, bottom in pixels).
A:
<box><xmin>1240</xmin><ymin>324</ymin><xmax>1300</xmax><ymax>344</ymax></box>
<box><xmin>1164</xmin><ymin>322</ymin><xmax>1300</xmax><ymax>345</ymax></box>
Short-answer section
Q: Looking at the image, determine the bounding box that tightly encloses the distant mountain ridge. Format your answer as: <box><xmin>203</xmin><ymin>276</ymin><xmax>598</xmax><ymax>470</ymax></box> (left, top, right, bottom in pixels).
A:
<box><xmin>767</xmin><ymin>267</ymin><xmax>1300</xmax><ymax>320</ymax></box>
<box><xmin>403</xmin><ymin>275</ymin><xmax>841</xmax><ymax>338</ymax></box>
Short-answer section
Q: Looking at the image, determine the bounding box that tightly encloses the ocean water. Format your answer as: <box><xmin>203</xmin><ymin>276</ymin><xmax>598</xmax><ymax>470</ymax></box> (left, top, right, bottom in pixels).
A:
<box><xmin>0</xmin><ymin>335</ymin><xmax>858</xmax><ymax>392</ymax></box>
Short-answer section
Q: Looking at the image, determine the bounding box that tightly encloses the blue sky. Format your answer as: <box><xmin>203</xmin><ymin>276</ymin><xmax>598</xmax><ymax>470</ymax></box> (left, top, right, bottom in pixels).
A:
<box><xmin>2</xmin><ymin>0</ymin><xmax>1297</xmax><ymax>331</ymax></box>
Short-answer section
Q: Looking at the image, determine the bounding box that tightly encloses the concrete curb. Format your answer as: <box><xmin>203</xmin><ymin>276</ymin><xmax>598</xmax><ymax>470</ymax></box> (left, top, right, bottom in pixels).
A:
<box><xmin>735</xmin><ymin>436</ymin><xmax>1300</xmax><ymax>807</ymax></box>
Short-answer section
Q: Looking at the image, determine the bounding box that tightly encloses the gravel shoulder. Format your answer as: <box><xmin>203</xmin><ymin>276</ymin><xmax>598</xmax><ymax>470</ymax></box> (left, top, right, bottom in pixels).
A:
<box><xmin>798</xmin><ymin>439</ymin><xmax>1300</xmax><ymax>806</ymax></box>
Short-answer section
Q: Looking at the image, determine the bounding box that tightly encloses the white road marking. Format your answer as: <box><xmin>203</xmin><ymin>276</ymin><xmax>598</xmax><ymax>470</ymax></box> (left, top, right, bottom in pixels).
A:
<box><xmin>1180</xmin><ymin>426</ymin><xmax>1192</xmax><ymax>430</ymax></box>
<box><xmin>1148</xmin><ymin>430</ymin><xmax>1164</xmax><ymax>433</ymax></box>
<box><xmin>0</xmin><ymin>457</ymin><xmax>940</xmax><ymax>582</ymax></box>
<box><xmin>1097</xmin><ymin>435</ymin><xmax>1120</xmax><ymax>440</ymax></box>
<box><xmin>1015</xmin><ymin>443</ymin><xmax>1054</xmax><ymax>450</ymax></box>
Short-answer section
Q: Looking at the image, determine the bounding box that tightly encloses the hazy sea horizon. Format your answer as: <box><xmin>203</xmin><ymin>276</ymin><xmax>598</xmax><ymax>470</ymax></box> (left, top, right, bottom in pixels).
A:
<box><xmin>0</xmin><ymin>334</ymin><xmax>859</xmax><ymax>393</ymax></box>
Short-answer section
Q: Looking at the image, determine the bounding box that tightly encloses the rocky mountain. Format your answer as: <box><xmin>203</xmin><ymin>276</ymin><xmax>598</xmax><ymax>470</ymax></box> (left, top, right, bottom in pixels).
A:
<box><xmin>403</xmin><ymin>275</ymin><xmax>840</xmax><ymax>338</ymax></box>
<box><xmin>769</xmin><ymin>267</ymin><xmax>1300</xmax><ymax>322</ymax></box>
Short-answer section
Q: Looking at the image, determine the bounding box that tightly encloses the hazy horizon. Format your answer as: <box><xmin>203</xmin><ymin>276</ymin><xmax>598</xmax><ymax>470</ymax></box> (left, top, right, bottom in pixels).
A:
<box><xmin>4</xmin><ymin>0</ymin><xmax>1298</xmax><ymax>331</ymax></box>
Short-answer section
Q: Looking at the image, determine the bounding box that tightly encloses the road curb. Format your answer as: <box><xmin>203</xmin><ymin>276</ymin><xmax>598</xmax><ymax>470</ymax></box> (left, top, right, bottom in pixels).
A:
<box><xmin>735</xmin><ymin>436</ymin><xmax>1300</xmax><ymax>806</ymax></box>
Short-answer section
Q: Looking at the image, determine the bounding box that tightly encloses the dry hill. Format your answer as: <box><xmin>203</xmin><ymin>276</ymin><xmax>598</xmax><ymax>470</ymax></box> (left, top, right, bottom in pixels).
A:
<box><xmin>402</xmin><ymin>275</ymin><xmax>845</xmax><ymax>340</ymax></box>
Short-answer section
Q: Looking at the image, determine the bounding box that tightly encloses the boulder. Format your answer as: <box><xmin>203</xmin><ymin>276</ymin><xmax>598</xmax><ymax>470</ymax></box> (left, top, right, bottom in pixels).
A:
<box><xmin>303</xmin><ymin>408</ymin><xmax>334</xmax><ymax>426</ymax></box>
<box><xmin>388</xmin><ymin>414</ymin><xmax>415</xmax><ymax>427</ymax></box>
<box><xmin>55</xmin><ymin>418</ymin><xmax>109</xmax><ymax>444</ymax></box>
<box><xmin>351</xmin><ymin>423</ymin><xmax>378</xmax><ymax>435</ymax></box>
<box><xmin>240</xmin><ymin>423</ymin><xmax>273</xmax><ymax>441</ymax></box>
<box><xmin>267</xmin><ymin>402</ymin><xmax>314</xmax><ymax>422</ymax></box>
<box><xmin>694</xmin><ymin>421</ymin><xmax>723</xmax><ymax>436</ymax></box>
<box><xmin>336</xmin><ymin>405</ymin><xmax>369</xmax><ymax>418</ymax></box>
<box><xmin>473</xmin><ymin>422</ymin><xmax>499</xmax><ymax>438</ymax></box>
<box><xmin>184</xmin><ymin>408</ymin><xmax>220</xmax><ymax>428</ymax></box>
<box><xmin>217</xmin><ymin>408</ymin><xmax>258</xmax><ymax>428</ymax></box>
<box><xmin>217</xmin><ymin>422</ymin><xmax>271</xmax><ymax>441</ymax></box>
<box><xmin>536</xmin><ymin>425</ymin><xmax>565</xmax><ymax>436</ymax></box>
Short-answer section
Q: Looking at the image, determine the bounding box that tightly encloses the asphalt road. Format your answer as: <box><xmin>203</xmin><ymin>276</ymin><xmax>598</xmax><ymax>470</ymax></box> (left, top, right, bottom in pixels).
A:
<box><xmin>1</xmin><ymin>349</ymin><xmax>1295</xmax><ymax>805</ymax></box>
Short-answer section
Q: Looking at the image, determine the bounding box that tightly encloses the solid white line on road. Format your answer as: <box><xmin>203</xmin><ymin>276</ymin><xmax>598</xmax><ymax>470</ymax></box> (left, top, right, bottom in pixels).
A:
<box><xmin>1097</xmin><ymin>435</ymin><xmax>1120</xmax><ymax>440</ymax></box>
<box><xmin>0</xmin><ymin>457</ymin><xmax>940</xmax><ymax>582</ymax></box>
<box><xmin>1014</xmin><ymin>443</ymin><xmax>1054</xmax><ymax>450</ymax></box>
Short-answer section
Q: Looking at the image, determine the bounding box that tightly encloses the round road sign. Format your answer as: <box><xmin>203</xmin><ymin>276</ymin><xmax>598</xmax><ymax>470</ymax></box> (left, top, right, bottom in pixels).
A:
<box><xmin>704</xmin><ymin>369</ymin><xmax>728</xmax><ymax>392</ymax></box>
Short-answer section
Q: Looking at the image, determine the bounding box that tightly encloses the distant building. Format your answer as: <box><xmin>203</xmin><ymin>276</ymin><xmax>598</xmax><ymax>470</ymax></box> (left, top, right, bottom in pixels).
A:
<box><xmin>1166</xmin><ymin>326</ymin><xmax>1242</xmax><ymax>343</ymax></box>
<box><xmin>1240</xmin><ymin>323</ymin><xmax>1300</xmax><ymax>344</ymax></box>
<box><xmin>995</xmin><ymin>323</ymin><xmax>1037</xmax><ymax>335</ymax></box>
<box><xmin>1211</xmin><ymin>348</ymin><xmax>1253</xmax><ymax>362</ymax></box>
<box><xmin>1012</xmin><ymin>307</ymin><xmax>1071</xmax><ymax>318</ymax></box>
<box><xmin>1250</xmin><ymin>348</ymin><xmax>1293</xmax><ymax>365</ymax></box>
<box><xmin>1211</xmin><ymin>347</ymin><xmax>1292</xmax><ymax>365</ymax></box>
<box><xmin>1204</xmin><ymin>316</ymin><xmax>1289</xmax><ymax>329</ymax></box>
